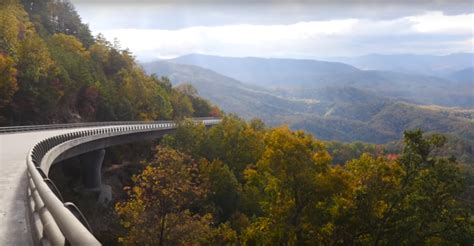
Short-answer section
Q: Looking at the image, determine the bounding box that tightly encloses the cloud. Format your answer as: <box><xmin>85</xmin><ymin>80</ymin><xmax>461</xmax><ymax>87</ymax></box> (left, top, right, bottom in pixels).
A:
<box><xmin>95</xmin><ymin>11</ymin><xmax>472</xmax><ymax>60</ymax></box>
<box><xmin>406</xmin><ymin>11</ymin><xmax>474</xmax><ymax>34</ymax></box>
<box><xmin>72</xmin><ymin>0</ymin><xmax>473</xmax><ymax>5</ymax></box>
<box><xmin>72</xmin><ymin>0</ymin><xmax>473</xmax><ymax>30</ymax></box>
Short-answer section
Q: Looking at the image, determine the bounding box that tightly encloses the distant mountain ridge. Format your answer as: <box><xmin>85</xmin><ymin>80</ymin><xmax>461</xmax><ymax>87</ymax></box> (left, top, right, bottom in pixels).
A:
<box><xmin>164</xmin><ymin>53</ymin><xmax>474</xmax><ymax>108</ymax></box>
<box><xmin>142</xmin><ymin>59</ymin><xmax>474</xmax><ymax>144</ymax></box>
<box><xmin>326</xmin><ymin>53</ymin><xmax>474</xmax><ymax>77</ymax></box>
<box><xmin>169</xmin><ymin>53</ymin><xmax>359</xmax><ymax>87</ymax></box>
<box><xmin>449</xmin><ymin>67</ymin><xmax>474</xmax><ymax>83</ymax></box>
<box><xmin>142</xmin><ymin>61</ymin><xmax>313</xmax><ymax>124</ymax></box>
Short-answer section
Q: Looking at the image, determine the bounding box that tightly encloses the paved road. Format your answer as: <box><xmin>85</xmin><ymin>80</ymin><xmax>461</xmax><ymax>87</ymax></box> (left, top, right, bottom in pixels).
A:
<box><xmin>0</xmin><ymin>128</ymin><xmax>106</xmax><ymax>245</ymax></box>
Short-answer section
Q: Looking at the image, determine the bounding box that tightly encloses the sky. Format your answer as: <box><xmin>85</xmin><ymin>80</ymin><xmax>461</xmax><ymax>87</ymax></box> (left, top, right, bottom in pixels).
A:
<box><xmin>70</xmin><ymin>0</ymin><xmax>474</xmax><ymax>61</ymax></box>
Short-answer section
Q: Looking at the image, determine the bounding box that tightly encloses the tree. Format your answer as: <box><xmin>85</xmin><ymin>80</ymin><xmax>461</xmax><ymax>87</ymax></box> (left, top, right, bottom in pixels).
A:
<box><xmin>0</xmin><ymin>54</ymin><xmax>18</xmax><ymax>111</ymax></box>
<box><xmin>162</xmin><ymin>118</ymin><xmax>207</xmax><ymax>157</ymax></box>
<box><xmin>22</xmin><ymin>0</ymin><xmax>94</xmax><ymax>47</ymax></box>
<box><xmin>0</xmin><ymin>2</ymin><xmax>22</xmax><ymax>56</ymax></box>
<box><xmin>201</xmin><ymin>159</ymin><xmax>241</xmax><ymax>222</ymax></box>
<box><xmin>191</xmin><ymin>97</ymin><xmax>213</xmax><ymax>117</ymax></box>
<box><xmin>50</xmin><ymin>33</ymin><xmax>90</xmax><ymax>58</ymax></box>
<box><xmin>175</xmin><ymin>83</ymin><xmax>198</xmax><ymax>97</ymax></box>
<box><xmin>89</xmin><ymin>34</ymin><xmax>110</xmax><ymax>65</ymax></box>
<box><xmin>205</xmin><ymin>116</ymin><xmax>265</xmax><ymax>180</ymax></box>
<box><xmin>1</xmin><ymin>0</ymin><xmax>217</xmax><ymax>125</ymax></box>
<box><xmin>16</xmin><ymin>31</ymin><xmax>53</xmax><ymax>83</ymax></box>
<box><xmin>243</xmin><ymin>127</ymin><xmax>332</xmax><ymax>245</ymax></box>
<box><xmin>115</xmin><ymin>146</ymin><xmax>215</xmax><ymax>245</ymax></box>
<box><xmin>170</xmin><ymin>91</ymin><xmax>194</xmax><ymax>119</ymax></box>
<box><xmin>175</xmin><ymin>84</ymin><xmax>214</xmax><ymax>117</ymax></box>
<box><xmin>336</xmin><ymin>130</ymin><xmax>473</xmax><ymax>245</ymax></box>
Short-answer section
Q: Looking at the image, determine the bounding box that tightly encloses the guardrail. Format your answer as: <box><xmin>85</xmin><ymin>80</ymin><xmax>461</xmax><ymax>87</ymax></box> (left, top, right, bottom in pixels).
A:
<box><xmin>0</xmin><ymin>117</ymin><xmax>218</xmax><ymax>134</ymax></box>
<box><xmin>23</xmin><ymin>118</ymin><xmax>221</xmax><ymax>245</ymax></box>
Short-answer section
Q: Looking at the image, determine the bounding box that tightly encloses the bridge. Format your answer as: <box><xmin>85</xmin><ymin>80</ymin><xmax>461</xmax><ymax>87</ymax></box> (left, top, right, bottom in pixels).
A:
<box><xmin>0</xmin><ymin>118</ymin><xmax>221</xmax><ymax>245</ymax></box>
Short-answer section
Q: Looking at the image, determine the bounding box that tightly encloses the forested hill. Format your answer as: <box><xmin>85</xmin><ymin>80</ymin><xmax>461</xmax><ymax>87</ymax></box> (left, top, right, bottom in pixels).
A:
<box><xmin>0</xmin><ymin>0</ymin><xmax>218</xmax><ymax>126</ymax></box>
<box><xmin>170</xmin><ymin>53</ymin><xmax>359</xmax><ymax>87</ymax></box>
<box><xmin>327</xmin><ymin>53</ymin><xmax>474</xmax><ymax>77</ymax></box>
<box><xmin>143</xmin><ymin>60</ymin><xmax>474</xmax><ymax>144</ymax></box>
<box><xmin>166</xmin><ymin>53</ymin><xmax>474</xmax><ymax>108</ymax></box>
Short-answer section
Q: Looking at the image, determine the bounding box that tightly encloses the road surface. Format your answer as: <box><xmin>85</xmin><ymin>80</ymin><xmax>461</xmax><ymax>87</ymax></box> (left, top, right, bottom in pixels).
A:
<box><xmin>0</xmin><ymin>128</ymin><xmax>106</xmax><ymax>245</ymax></box>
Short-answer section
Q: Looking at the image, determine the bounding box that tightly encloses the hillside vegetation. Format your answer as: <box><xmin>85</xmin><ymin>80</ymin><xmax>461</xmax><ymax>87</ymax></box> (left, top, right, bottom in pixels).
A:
<box><xmin>164</xmin><ymin>54</ymin><xmax>474</xmax><ymax>108</ymax></box>
<box><xmin>0</xmin><ymin>0</ymin><xmax>217</xmax><ymax>126</ymax></box>
<box><xmin>142</xmin><ymin>61</ymin><xmax>316</xmax><ymax>124</ymax></box>
<box><xmin>143</xmin><ymin>60</ymin><xmax>474</xmax><ymax>144</ymax></box>
<box><xmin>54</xmin><ymin>117</ymin><xmax>474</xmax><ymax>245</ymax></box>
<box><xmin>110</xmin><ymin>117</ymin><xmax>473</xmax><ymax>245</ymax></box>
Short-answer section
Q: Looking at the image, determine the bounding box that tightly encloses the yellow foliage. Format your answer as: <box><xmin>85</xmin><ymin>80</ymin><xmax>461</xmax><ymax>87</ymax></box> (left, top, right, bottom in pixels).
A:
<box><xmin>0</xmin><ymin>0</ymin><xmax>31</xmax><ymax>57</ymax></box>
<box><xmin>89</xmin><ymin>42</ymin><xmax>109</xmax><ymax>64</ymax></box>
<box><xmin>51</xmin><ymin>33</ymin><xmax>90</xmax><ymax>59</ymax></box>
<box><xmin>0</xmin><ymin>54</ymin><xmax>18</xmax><ymax>109</ymax></box>
<box><xmin>17</xmin><ymin>32</ymin><xmax>54</xmax><ymax>82</ymax></box>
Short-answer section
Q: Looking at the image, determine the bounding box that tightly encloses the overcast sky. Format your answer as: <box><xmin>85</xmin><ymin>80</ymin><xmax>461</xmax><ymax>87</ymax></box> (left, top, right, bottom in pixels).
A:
<box><xmin>70</xmin><ymin>0</ymin><xmax>474</xmax><ymax>61</ymax></box>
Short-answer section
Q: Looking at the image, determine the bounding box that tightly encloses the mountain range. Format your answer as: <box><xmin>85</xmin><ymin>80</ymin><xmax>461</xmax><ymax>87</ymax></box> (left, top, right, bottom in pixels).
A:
<box><xmin>142</xmin><ymin>53</ymin><xmax>474</xmax><ymax>143</ymax></box>
<box><xmin>165</xmin><ymin>53</ymin><xmax>473</xmax><ymax>108</ymax></box>
<box><xmin>325</xmin><ymin>53</ymin><xmax>474</xmax><ymax>77</ymax></box>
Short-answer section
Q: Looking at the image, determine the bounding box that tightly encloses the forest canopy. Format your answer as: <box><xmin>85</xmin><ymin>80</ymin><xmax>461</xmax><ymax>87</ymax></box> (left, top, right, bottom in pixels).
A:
<box><xmin>0</xmin><ymin>0</ymin><xmax>219</xmax><ymax>125</ymax></box>
<box><xmin>114</xmin><ymin>116</ymin><xmax>473</xmax><ymax>245</ymax></box>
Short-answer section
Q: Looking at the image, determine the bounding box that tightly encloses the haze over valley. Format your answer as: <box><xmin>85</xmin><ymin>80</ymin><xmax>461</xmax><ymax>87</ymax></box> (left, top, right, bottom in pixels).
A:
<box><xmin>142</xmin><ymin>53</ymin><xmax>474</xmax><ymax>143</ymax></box>
<box><xmin>70</xmin><ymin>0</ymin><xmax>474</xmax><ymax>145</ymax></box>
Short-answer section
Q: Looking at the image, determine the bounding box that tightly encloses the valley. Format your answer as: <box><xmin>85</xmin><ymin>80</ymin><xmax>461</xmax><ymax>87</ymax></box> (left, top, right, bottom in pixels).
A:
<box><xmin>142</xmin><ymin>54</ymin><xmax>474</xmax><ymax>144</ymax></box>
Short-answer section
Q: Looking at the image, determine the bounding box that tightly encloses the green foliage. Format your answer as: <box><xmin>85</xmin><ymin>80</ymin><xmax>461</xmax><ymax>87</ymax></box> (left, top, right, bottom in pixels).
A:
<box><xmin>205</xmin><ymin>116</ymin><xmax>266</xmax><ymax>180</ymax></box>
<box><xmin>165</xmin><ymin>116</ymin><xmax>265</xmax><ymax>181</ymax></box>
<box><xmin>170</xmin><ymin>91</ymin><xmax>194</xmax><ymax>119</ymax></box>
<box><xmin>201</xmin><ymin>159</ymin><xmax>241</xmax><ymax>222</ymax></box>
<box><xmin>325</xmin><ymin>140</ymin><xmax>381</xmax><ymax>164</ymax></box>
<box><xmin>175</xmin><ymin>84</ymin><xmax>213</xmax><ymax>117</ymax></box>
<box><xmin>21</xmin><ymin>0</ymin><xmax>94</xmax><ymax>46</ymax></box>
<box><xmin>162</xmin><ymin>119</ymin><xmax>207</xmax><ymax>156</ymax></box>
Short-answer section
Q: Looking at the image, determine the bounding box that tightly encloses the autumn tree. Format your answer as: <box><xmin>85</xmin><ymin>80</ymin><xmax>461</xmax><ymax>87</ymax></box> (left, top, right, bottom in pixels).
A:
<box><xmin>0</xmin><ymin>0</ymin><xmax>214</xmax><ymax>125</ymax></box>
<box><xmin>0</xmin><ymin>1</ymin><xmax>23</xmax><ymax>56</ymax></box>
<box><xmin>335</xmin><ymin>130</ymin><xmax>473</xmax><ymax>245</ymax></box>
<box><xmin>175</xmin><ymin>84</ymin><xmax>213</xmax><ymax>117</ymax></box>
<box><xmin>200</xmin><ymin>159</ymin><xmax>241</xmax><ymax>222</ymax></box>
<box><xmin>119</xmin><ymin>116</ymin><xmax>473</xmax><ymax>245</ymax></box>
<box><xmin>0</xmin><ymin>55</ymin><xmax>18</xmax><ymax>114</ymax></box>
<box><xmin>205</xmin><ymin>116</ymin><xmax>265</xmax><ymax>180</ymax></box>
<box><xmin>170</xmin><ymin>91</ymin><xmax>194</xmax><ymax>119</ymax></box>
<box><xmin>243</xmin><ymin>127</ymin><xmax>333</xmax><ymax>245</ymax></box>
<box><xmin>115</xmin><ymin>146</ymin><xmax>215</xmax><ymax>245</ymax></box>
<box><xmin>162</xmin><ymin>118</ymin><xmax>207</xmax><ymax>156</ymax></box>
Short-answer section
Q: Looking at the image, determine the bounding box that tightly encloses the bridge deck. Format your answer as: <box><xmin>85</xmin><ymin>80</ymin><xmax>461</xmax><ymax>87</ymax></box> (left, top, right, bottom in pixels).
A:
<box><xmin>0</xmin><ymin>128</ymin><xmax>108</xmax><ymax>245</ymax></box>
<box><xmin>0</xmin><ymin>119</ymin><xmax>220</xmax><ymax>245</ymax></box>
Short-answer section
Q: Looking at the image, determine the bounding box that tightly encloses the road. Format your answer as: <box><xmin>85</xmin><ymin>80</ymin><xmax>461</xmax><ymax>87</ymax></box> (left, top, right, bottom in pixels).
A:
<box><xmin>0</xmin><ymin>128</ymin><xmax>106</xmax><ymax>245</ymax></box>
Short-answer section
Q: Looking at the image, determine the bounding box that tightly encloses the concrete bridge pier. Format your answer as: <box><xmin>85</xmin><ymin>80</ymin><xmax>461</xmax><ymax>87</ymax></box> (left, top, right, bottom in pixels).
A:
<box><xmin>79</xmin><ymin>149</ymin><xmax>105</xmax><ymax>192</ymax></box>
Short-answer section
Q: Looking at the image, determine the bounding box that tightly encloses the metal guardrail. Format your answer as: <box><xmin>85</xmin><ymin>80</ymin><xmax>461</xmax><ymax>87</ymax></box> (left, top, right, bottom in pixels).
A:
<box><xmin>23</xmin><ymin>118</ymin><xmax>221</xmax><ymax>245</ymax></box>
<box><xmin>0</xmin><ymin>117</ymin><xmax>218</xmax><ymax>134</ymax></box>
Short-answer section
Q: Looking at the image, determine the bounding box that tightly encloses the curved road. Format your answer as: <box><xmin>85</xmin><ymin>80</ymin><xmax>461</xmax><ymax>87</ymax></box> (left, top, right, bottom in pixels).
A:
<box><xmin>0</xmin><ymin>127</ymin><xmax>112</xmax><ymax>245</ymax></box>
